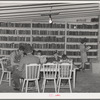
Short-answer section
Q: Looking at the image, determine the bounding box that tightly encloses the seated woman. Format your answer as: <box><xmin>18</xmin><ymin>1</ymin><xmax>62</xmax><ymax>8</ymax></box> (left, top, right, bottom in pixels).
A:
<box><xmin>59</xmin><ymin>54</ymin><xmax>72</xmax><ymax>86</ymax></box>
<box><xmin>36</xmin><ymin>50</ymin><xmax>47</xmax><ymax>64</ymax></box>
<box><xmin>32</xmin><ymin>49</ymin><xmax>37</xmax><ymax>56</ymax></box>
<box><xmin>60</xmin><ymin>54</ymin><xmax>72</xmax><ymax>64</ymax></box>
<box><xmin>8</xmin><ymin>45</ymin><xmax>25</xmax><ymax>72</ymax></box>
<box><xmin>47</xmin><ymin>51</ymin><xmax>61</xmax><ymax>63</ymax></box>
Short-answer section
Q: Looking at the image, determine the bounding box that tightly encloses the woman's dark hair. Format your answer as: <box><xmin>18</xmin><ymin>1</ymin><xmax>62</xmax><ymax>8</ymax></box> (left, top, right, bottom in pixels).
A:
<box><xmin>54</xmin><ymin>50</ymin><xmax>58</xmax><ymax>55</ymax></box>
<box><xmin>62</xmin><ymin>54</ymin><xmax>68</xmax><ymax>60</ymax></box>
<box><xmin>32</xmin><ymin>50</ymin><xmax>37</xmax><ymax>55</ymax></box>
<box><xmin>19</xmin><ymin>46</ymin><xmax>25</xmax><ymax>51</ymax></box>
<box><xmin>37</xmin><ymin>50</ymin><xmax>42</xmax><ymax>54</ymax></box>
<box><xmin>80</xmin><ymin>38</ymin><xmax>88</xmax><ymax>44</ymax></box>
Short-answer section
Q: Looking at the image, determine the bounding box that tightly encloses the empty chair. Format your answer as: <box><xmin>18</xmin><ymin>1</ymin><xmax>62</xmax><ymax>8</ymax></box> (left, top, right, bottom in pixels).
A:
<box><xmin>21</xmin><ymin>64</ymin><xmax>40</xmax><ymax>93</ymax></box>
<box><xmin>42</xmin><ymin>63</ymin><xmax>58</xmax><ymax>92</ymax></box>
<box><xmin>58</xmin><ymin>63</ymin><xmax>72</xmax><ymax>92</ymax></box>
<box><xmin>0</xmin><ymin>58</ymin><xmax>11</xmax><ymax>86</ymax></box>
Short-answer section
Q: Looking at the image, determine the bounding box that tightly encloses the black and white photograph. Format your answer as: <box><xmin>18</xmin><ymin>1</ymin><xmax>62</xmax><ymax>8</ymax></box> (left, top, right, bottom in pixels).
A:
<box><xmin>0</xmin><ymin>0</ymin><xmax>100</xmax><ymax>99</ymax></box>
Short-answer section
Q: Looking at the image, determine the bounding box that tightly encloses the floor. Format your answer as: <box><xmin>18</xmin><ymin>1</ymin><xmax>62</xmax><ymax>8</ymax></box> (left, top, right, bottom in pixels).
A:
<box><xmin>0</xmin><ymin>69</ymin><xmax>100</xmax><ymax>93</ymax></box>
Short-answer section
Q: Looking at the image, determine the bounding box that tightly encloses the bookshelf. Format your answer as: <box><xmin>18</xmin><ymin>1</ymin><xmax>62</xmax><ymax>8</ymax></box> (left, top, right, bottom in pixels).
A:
<box><xmin>0</xmin><ymin>16</ymin><xmax>99</xmax><ymax>69</ymax></box>
<box><xmin>32</xmin><ymin>22</ymin><xmax>65</xmax><ymax>56</ymax></box>
<box><xmin>66</xmin><ymin>16</ymin><xmax>99</xmax><ymax>68</ymax></box>
<box><xmin>0</xmin><ymin>22</ymin><xmax>31</xmax><ymax>57</ymax></box>
<box><xmin>0</xmin><ymin>22</ymin><xmax>65</xmax><ymax>57</ymax></box>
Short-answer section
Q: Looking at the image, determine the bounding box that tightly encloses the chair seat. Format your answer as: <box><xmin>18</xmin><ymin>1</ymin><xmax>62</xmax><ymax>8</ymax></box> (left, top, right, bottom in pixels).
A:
<box><xmin>24</xmin><ymin>79</ymin><xmax>38</xmax><ymax>81</ymax></box>
<box><xmin>59</xmin><ymin>77</ymin><xmax>71</xmax><ymax>79</ymax></box>
<box><xmin>3</xmin><ymin>70</ymin><xmax>11</xmax><ymax>73</ymax></box>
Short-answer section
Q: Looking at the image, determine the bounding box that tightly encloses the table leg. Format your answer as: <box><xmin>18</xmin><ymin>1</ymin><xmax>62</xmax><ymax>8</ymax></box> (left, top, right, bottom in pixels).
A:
<box><xmin>73</xmin><ymin>69</ymin><xmax>76</xmax><ymax>89</ymax></box>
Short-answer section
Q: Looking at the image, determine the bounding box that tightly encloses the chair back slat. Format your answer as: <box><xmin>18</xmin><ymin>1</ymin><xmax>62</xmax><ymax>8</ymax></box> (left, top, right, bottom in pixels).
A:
<box><xmin>25</xmin><ymin>64</ymin><xmax>40</xmax><ymax>79</ymax></box>
<box><xmin>58</xmin><ymin>63</ymin><xmax>72</xmax><ymax>78</ymax></box>
<box><xmin>43</xmin><ymin>63</ymin><xmax>57</xmax><ymax>78</ymax></box>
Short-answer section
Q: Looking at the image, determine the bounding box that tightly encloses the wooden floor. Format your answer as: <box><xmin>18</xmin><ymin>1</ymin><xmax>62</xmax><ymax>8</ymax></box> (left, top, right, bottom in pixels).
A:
<box><xmin>0</xmin><ymin>69</ymin><xmax>100</xmax><ymax>93</ymax></box>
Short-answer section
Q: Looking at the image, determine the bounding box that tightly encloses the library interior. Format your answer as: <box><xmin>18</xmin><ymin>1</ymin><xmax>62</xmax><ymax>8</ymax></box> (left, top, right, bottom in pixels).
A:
<box><xmin>0</xmin><ymin>2</ymin><xmax>100</xmax><ymax>93</ymax></box>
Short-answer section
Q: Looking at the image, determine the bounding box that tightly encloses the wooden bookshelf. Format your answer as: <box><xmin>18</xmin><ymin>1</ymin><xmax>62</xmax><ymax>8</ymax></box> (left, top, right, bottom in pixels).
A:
<box><xmin>66</xmin><ymin>16</ymin><xmax>99</xmax><ymax>68</ymax></box>
<box><xmin>0</xmin><ymin>16</ymin><xmax>99</xmax><ymax>69</ymax></box>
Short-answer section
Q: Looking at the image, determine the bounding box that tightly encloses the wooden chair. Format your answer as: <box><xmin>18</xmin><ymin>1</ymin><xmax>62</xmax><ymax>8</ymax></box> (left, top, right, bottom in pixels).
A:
<box><xmin>58</xmin><ymin>63</ymin><xmax>72</xmax><ymax>92</ymax></box>
<box><xmin>21</xmin><ymin>64</ymin><xmax>40</xmax><ymax>93</ymax></box>
<box><xmin>0</xmin><ymin>58</ymin><xmax>11</xmax><ymax>86</ymax></box>
<box><xmin>42</xmin><ymin>63</ymin><xmax>58</xmax><ymax>92</ymax></box>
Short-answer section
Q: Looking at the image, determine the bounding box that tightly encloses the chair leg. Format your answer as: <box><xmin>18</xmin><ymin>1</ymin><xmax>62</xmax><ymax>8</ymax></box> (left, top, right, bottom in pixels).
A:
<box><xmin>21</xmin><ymin>80</ymin><xmax>25</xmax><ymax>92</ymax></box>
<box><xmin>7</xmin><ymin>72</ymin><xmax>9</xmax><ymax>80</ymax></box>
<box><xmin>58</xmin><ymin>79</ymin><xmax>61</xmax><ymax>93</ymax></box>
<box><xmin>42</xmin><ymin>79</ymin><xmax>46</xmax><ymax>93</ymax></box>
<box><xmin>36</xmin><ymin>80</ymin><xmax>39</xmax><ymax>93</ymax></box>
<box><xmin>68</xmin><ymin>79</ymin><xmax>72</xmax><ymax>93</ymax></box>
<box><xmin>57</xmin><ymin>78</ymin><xmax>59</xmax><ymax>92</ymax></box>
<box><xmin>8</xmin><ymin>72</ymin><xmax>11</xmax><ymax>86</ymax></box>
<box><xmin>25</xmin><ymin>80</ymin><xmax>29</xmax><ymax>93</ymax></box>
<box><xmin>0</xmin><ymin>72</ymin><xmax>4</xmax><ymax>84</ymax></box>
<box><xmin>54</xmin><ymin>79</ymin><xmax>57</xmax><ymax>92</ymax></box>
<box><xmin>57</xmin><ymin>78</ymin><xmax>59</xmax><ymax>86</ymax></box>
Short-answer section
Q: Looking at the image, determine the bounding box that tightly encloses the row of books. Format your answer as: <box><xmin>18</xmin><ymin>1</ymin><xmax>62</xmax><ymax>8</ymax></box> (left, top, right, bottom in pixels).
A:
<box><xmin>66</xmin><ymin>45</ymin><xmax>98</xmax><ymax>49</ymax></box>
<box><xmin>67</xmin><ymin>51</ymin><xmax>97</xmax><ymax>56</ymax></box>
<box><xmin>67</xmin><ymin>31</ymin><xmax>98</xmax><ymax>36</ymax></box>
<box><xmin>72</xmin><ymin>58</ymin><xmax>81</xmax><ymax>62</ymax></box>
<box><xmin>0</xmin><ymin>43</ymin><xmax>16</xmax><ymax>48</ymax></box>
<box><xmin>0</xmin><ymin>29</ymin><xmax>31</xmax><ymax>35</ymax></box>
<box><xmin>0</xmin><ymin>29</ymin><xmax>16</xmax><ymax>34</ymax></box>
<box><xmin>0</xmin><ymin>29</ymin><xmax>98</xmax><ymax>36</ymax></box>
<box><xmin>41</xmin><ymin>50</ymin><xmax>63</xmax><ymax>55</ymax></box>
<box><xmin>67</xmin><ymin>24</ymin><xmax>98</xmax><ymax>29</ymax></box>
<box><xmin>0</xmin><ymin>50</ymin><xmax>97</xmax><ymax>57</ymax></box>
<box><xmin>91</xmin><ymin>18</ymin><xmax>99</xmax><ymax>22</ymax></box>
<box><xmin>0</xmin><ymin>49</ymin><xmax>63</xmax><ymax>56</ymax></box>
<box><xmin>0</xmin><ymin>43</ymin><xmax>97</xmax><ymax>50</ymax></box>
<box><xmin>0</xmin><ymin>43</ymin><xmax>33</xmax><ymax>49</ymax></box>
<box><xmin>67</xmin><ymin>58</ymin><xmax>90</xmax><ymax>63</ymax></box>
<box><xmin>67</xmin><ymin>38</ymin><xmax>98</xmax><ymax>42</ymax></box>
<box><xmin>72</xmin><ymin>58</ymin><xmax>92</xmax><ymax>65</ymax></box>
<box><xmin>32</xmin><ymin>36</ymin><xmax>65</xmax><ymax>42</ymax></box>
<box><xmin>18</xmin><ymin>30</ymin><xmax>31</xmax><ymax>35</ymax></box>
<box><xmin>32</xmin><ymin>30</ymin><xmax>65</xmax><ymax>35</ymax></box>
<box><xmin>32</xmin><ymin>23</ymin><xmax>65</xmax><ymax>28</ymax></box>
<box><xmin>87</xmin><ymin>52</ymin><xmax>97</xmax><ymax>56</ymax></box>
<box><xmin>0</xmin><ymin>36</ymin><xmax>31</xmax><ymax>41</ymax></box>
<box><xmin>0</xmin><ymin>22</ymin><xmax>31</xmax><ymax>28</ymax></box>
<box><xmin>0</xmin><ymin>50</ymin><xmax>13</xmax><ymax>55</ymax></box>
<box><xmin>15</xmin><ymin>23</ymin><xmax>31</xmax><ymax>28</ymax></box>
<box><xmin>0</xmin><ymin>43</ymin><xmax>27</xmax><ymax>48</ymax></box>
<box><xmin>0</xmin><ymin>22</ymin><xmax>65</xmax><ymax>28</ymax></box>
<box><xmin>32</xmin><ymin>43</ymin><xmax>65</xmax><ymax>49</ymax></box>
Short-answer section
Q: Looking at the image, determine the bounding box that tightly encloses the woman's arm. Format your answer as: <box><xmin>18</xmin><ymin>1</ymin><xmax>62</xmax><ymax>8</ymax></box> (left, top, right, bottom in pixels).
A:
<box><xmin>85</xmin><ymin>46</ymin><xmax>91</xmax><ymax>51</ymax></box>
<box><xmin>10</xmin><ymin>52</ymin><xmax>16</xmax><ymax>66</ymax></box>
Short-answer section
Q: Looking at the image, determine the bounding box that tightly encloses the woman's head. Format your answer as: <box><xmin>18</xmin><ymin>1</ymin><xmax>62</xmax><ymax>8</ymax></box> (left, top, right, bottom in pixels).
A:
<box><xmin>54</xmin><ymin>51</ymin><xmax>58</xmax><ymax>58</ymax></box>
<box><xmin>62</xmin><ymin>54</ymin><xmax>67</xmax><ymax>60</ymax></box>
<box><xmin>24</xmin><ymin>44</ymin><xmax>33</xmax><ymax>54</ymax></box>
<box><xmin>80</xmin><ymin>38</ymin><xmax>88</xmax><ymax>44</ymax></box>
<box><xmin>18</xmin><ymin>46</ymin><xmax>25</xmax><ymax>54</ymax></box>
<box><xmin>37</xmin><ymin>50</ymin><xmax>42</xmax><ymax>56</ymax></box>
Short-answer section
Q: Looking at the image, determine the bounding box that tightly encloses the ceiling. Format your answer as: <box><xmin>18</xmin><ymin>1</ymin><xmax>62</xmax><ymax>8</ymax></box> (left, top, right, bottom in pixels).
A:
<box><xmin>0</xmin><ymin>2</ymin><xmax>99</xmax><ymax>22</ymax></box>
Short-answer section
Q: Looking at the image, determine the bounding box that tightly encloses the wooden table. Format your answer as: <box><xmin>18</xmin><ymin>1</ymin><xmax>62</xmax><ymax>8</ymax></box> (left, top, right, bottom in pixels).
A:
<box><xmin>72</xmin><ymin>66</ymin><xmax>78</xmax><ymax>89</ymax></box>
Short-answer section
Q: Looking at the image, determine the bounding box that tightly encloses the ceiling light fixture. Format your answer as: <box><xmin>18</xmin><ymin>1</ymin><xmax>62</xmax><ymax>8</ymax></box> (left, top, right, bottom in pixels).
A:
<box><xmin>49</xmin><ymin>14</ymin><xmax>53</xmax><ymax>24</ymax></box>
<box><xmin>41</xmin><ymin>6</ymin><xmax>59</xmax><ymax>24</ymax></box>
